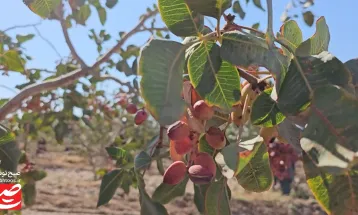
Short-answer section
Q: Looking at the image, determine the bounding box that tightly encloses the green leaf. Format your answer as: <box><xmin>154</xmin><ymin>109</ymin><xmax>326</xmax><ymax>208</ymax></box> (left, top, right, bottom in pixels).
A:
<box><xmin>96</xmin><ymin>6</ymin><xmax>107</xmax><ymax>25</ymax></box>
<box><xmin>185</xmin><ymin>0</ymin><xmax>232</xmax><ymax>19</ymax></box>
<box><xmin>73</xmin><ymin>4</ymin><xmax>91</xmax><ymax>25</ymax></box>
<box><xmin>105</xmin><ymin>147</ymin><xmax>130</xmax><ymax>164</ymax></box>
<box><xmin>236</xmin><ymin>141</ymin><xmax>273</xmax><ymax>192</ymax></box>
<box><xmin>16</xmin><ymin>34</ymin><xmax>35</xmax><ymax>43</ymax></box>
<box><xmin>303</xmin><ymin>11</ymin><xmax>314</xmax><ymax>27</ymax></box>
<box><xmin>194</xmin><ymin>184</ymin><xmax>209</xmax><ymax>213</ymax></box>
<box><xmin>97</xmin><ymin>169</ymin><xmax>122</xmax><ymax>207</ymax></box>
<box><xmin>145</xmin><ymin>135</ymin><xmax>159</xmax><ymax>156</ymax></box>
<box><xmin>253</xmin><ymin>0</ymin><xmax>265</xmax><ymax>11</ymax></box>
<box><xmin>301</xmin><ymin>85</ymin><xmax>358</xmax><ymax>174</ymax></box>
<box><xmin>296</xmin><ymin>17</ymin><xmax>330</xmax><ymax>56</ymax></box>
<box><xmin>24</xmin><ymin>0</ymin><xmax>61</xmax><ymax>18</ymax></box>
<box><xmin>221</xmin><ymin>31</ymin><xmax>289</xmax><ymax>82</ymax></box>
<box><xmin>278</xmin><ymin>20</ymin><xmax>303</xmax><ymax>57</ymax></box>
<box><xmin>138</xmin><ymin>39</ymin><xmax>186</xmax><ymax>126</ymax></box>
<box><xmin>277</xmin><ymin>51</ymin><xmax>352</xmax><ymax>115</ymax></box>
<box><xmin>344</xmin><ymin>58</ymin><xmax>358</xmax><ymax>97</ymax></box>
<box><xmin>205</xmin><ymin>178</ymin><xmax>231</xmax><ymax>215</ymax></box>
<box><xmin>105</xmin><ymin>0</ymin><xmax>118</xmax><ymax>8</ymax></box>
<box><xmin>2</xmin><ymin>50</ymin><xmax>24</xmax><ymax>72</ymax></box>
<box><xmin>236</xmin><ymin>135</ymin><xmax>262</xmax><ymax>174</ymax></box>
<box><xmin>134</xmin><ymin>151</ymin><xmax>151</xmax><ymax>170</ymax></box>
<box><xmin>140</xmin><ymin>187</ymin><xmax>169</xmax><ymax>215</ymax></box>
<box><xmin>31</xmin><ymin>169</ymin><xmax>47</xmax><ymax>181</ymax></box>
<box><xmin>0</xmin><ymin>125</ymin><xmax>21</xmax><ymax>172</ymax></box>
<box><xmin>215</xmin><ymin>143</ymin><xmax>239</xmax><ymax>179</ymax></box>
<box><xmin>23</xmin><ymin>182</ymin><xmax>36</xmax><ymax>206</ymax></box>
<box><xmin>158</xmin><ymin>0</ymin><xmax>204</xmax><ymax>36</ymax></box>
<box><xmin>188</xmin><ymin>41</ymin><xmax>241</xmax><ymax>112</ymax></box>
<box><xmin>233</xmin><ymin>1</ymin><xmax>245</xmax><ymax>19</ymax></box>
<box><xmin>250</xmin><ymin>88</ymin><xmax>285</xmax><ymax>127</ymax></box>
<box><xmin>152</xmin><ymin>176</ymin><xmax>189</xmax><ymax>204</ymax></box>
<box><xmin>156</xmin><ymin>158</ymin><xmax>165</xmax><ymax>175</ymax></box>
<box><xmin>198</xmin><ymin>134</ymin><xmax>215</xmax><ymax>156</ymax></box>
<box><xmin>303</xmin><ymin>153</ymin><xmax>358</xmax><ymax>215</ymax></box>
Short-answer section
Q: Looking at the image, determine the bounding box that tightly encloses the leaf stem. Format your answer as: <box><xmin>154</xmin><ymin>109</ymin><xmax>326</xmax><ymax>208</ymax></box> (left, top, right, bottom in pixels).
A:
<box><xmin>266</xmin><ymin>0</ymin><xmax>275</xmax><ymax>48</ymax></box>
<box><xmin>275</xmin><ymin>39</ymin><xmax>313</xmax><ymax>95</ymax></box>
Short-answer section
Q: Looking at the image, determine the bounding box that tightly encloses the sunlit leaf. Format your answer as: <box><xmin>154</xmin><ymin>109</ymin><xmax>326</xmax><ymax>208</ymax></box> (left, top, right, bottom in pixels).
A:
<box><xmin>23</xmin><ymin>0</ymin><xmax>61</xmax><ymax>18</ymax></box>
<box><xmin>296</xmin><ymin>17</ymin><xmax>330</xmax><ymax>56</ymax></box>
<box><xmin>303</xmin><ymin>154</ymin><xmax>358</xmax><ymax>215</ymax></box>
<box><xmin>236</xmin><ymin>140</ymin><xmax>273</xmax><ymax>192</ymax></box>
<box><xmin>188</xmin><ymin>41</ymin><xmax>241</xmax><ymax>112</ymax></box>
<box><xmin>158</xmin><ymin>0</ymin><xmax>204</xmax><ymax>36</ymax></box>
<box><xmin>278</xmin><ymin>20</ymin><xmax>303</xmax><ymax>57</ymax></box>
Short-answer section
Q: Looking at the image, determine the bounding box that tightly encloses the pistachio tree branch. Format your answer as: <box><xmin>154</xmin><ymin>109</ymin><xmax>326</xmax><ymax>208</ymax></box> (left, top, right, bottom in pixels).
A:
<box><xmin>59</xmin><ymin>4</ymin><xmax>87</xmax><ymax>68</ymax></box>
<box><xmin>0</xmin><ymin>9</ymin><xmax>158</xmax><ymax>121</ymax></box>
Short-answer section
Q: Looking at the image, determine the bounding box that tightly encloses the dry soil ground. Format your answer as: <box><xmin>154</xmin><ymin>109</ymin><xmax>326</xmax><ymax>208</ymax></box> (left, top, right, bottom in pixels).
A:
<box><xmin>21</xmin><ymin>151</ymin><xmax>327</xmax><ymax>215</ymax></box>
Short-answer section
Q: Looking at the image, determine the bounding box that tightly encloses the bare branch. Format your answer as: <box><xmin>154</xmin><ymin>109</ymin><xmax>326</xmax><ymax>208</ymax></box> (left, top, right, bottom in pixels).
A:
<box><xmin>59</xmin><ymin>4</ymin><xmax>87</xmax><ymax>68</ymax></box>
<box><xmin>0</xmin><ymin>68</ymin><xmax>86</xmax><ymax>120</ymax></box>
<box><xmin>0</xmin><ymin>9</ymin><xmax>158</xmax><ymax>120</ymax></box>
<box><xmin>3</xmin><ymin>21</ymin><xmax>41</xmax><ymax>32</ymax></box>
<box><xmin>33</xmin><ymin>26</ymin><xmax>62</xmax><ymax>59</ymax></box>
<box><xmin>92</xmin><ymin>9</ymin><xmax>158</xmax><ymax>69</ymax></box>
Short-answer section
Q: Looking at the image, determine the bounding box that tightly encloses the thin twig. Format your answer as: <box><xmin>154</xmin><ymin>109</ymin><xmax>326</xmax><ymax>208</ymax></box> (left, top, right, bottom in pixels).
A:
<box><xmin>98</xmin><ymin>75</ymin><xmax>134</xmax><ymax>94</ymax></box>
<box><xmin>33</xmin><ymin>26</ymin><xmax>62</xmax><ymax>59</ymax></box>
<box><xmin>141</xmin><ymin>27</ymin><xmax>169</xmax><ymax>33</ymax></box>
<box><xmin>92</xmin><ymin>9</ymin><xmax>159</xmax><ymax>69</ymax></box>
<box><xmin>59</xmin><ymin>4</ymin><xmax>87</xmax><ymax>68</ymax></box>
<box><xmin>0</xmin><ymin>85</ymin><xmax>18</xmax><ymax>95</ymax></box>
<box><xmin>3</xmin><ymin>21</ymin><xmax>41</xmax><ymax>32</ymax></box>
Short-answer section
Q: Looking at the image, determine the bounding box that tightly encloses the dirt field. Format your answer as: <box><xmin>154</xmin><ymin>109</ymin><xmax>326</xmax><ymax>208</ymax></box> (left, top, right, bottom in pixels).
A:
<box><xmin>21</xmin><ymin>151</ymin><xmax>326</xmax><ymax>215</ymax></box>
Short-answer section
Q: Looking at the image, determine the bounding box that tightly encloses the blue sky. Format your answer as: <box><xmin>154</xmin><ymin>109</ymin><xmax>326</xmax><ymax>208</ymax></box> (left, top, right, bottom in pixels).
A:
<box><xmin>1</xmin><ymin>0</ymin><xmax>358</xmax><ymax>99</ymax></box>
